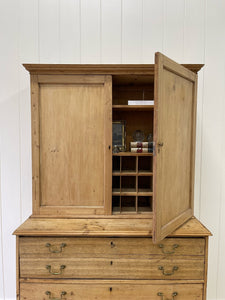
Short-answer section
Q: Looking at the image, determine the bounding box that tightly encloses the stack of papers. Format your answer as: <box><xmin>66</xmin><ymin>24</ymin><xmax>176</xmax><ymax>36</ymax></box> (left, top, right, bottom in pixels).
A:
<box><xmin>128</xmin><ymin>100</ymin><xmax>154</xmax><ymax>105</ymax></box>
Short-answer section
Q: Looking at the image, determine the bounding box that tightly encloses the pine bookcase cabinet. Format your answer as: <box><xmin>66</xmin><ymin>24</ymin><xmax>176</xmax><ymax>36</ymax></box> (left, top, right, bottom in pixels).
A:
<box><xmin>14</xmin><ymin>53</ymin><xmax>211</xmax><ymax>300</ymax></box>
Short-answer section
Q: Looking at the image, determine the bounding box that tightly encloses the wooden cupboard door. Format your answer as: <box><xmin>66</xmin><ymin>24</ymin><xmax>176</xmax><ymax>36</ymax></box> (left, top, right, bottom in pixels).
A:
<box><xmin>153</xmin><ymin>53</ymin><xmax>198</xmax><ymax>243</ymax></box>
<box><xmin>32</xmin><ymin>75</ymin><xmax>112</xmax><ymax>216</ymax></box>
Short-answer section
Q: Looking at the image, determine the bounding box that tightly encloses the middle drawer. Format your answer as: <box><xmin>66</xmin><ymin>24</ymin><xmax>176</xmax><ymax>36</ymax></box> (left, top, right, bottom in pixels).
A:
<box><xmin>20</xmin><ymin>256</ymin><xmax>205</xmax><ymax>280</ymax></box>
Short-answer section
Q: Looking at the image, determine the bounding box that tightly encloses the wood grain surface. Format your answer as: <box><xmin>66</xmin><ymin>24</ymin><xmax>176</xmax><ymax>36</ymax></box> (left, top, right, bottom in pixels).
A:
<box><xmin>19</xmin><ymin>237</ymin><xmax>205</xmax><ymax>258</ymax></box>
<box><xmin>20</xmin><ymin>282</ymin><xmax>203</xmax><ymax>300</ymax></box>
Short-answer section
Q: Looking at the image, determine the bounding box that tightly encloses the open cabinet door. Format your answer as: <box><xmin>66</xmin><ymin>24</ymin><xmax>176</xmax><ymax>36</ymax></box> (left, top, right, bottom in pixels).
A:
<box><xmin>153</xmin><ymin>52</ymin><xmax>198</xmax><ymax>243</ymax></box>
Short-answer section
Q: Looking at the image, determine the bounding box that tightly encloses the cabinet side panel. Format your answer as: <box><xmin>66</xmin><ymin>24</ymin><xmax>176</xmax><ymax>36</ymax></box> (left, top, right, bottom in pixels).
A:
<box><xmin>203</xmin><ymin>237</ymin><xmax>209</xmax><ymax>300</ymax></box>
<box><xmin>16</xmin><ymin>236</ymin><xmax>19</xmax><ymax>300</ymax></box>
<box><xmin>31</xmin><ymin>75</ymin><xmax>41</xmax><ymax>215</ymax></box>
<box><xmin>39</xmin><ymin>80</ymin><xmax>106</xmax><ymax>208</ymax></box>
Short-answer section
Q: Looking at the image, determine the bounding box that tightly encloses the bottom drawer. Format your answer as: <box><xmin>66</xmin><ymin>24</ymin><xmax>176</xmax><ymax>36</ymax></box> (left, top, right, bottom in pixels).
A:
<box><xmin>20</xmin><ymin>281</ymin><xmax>203</xmax><ymax>300</ymax></box>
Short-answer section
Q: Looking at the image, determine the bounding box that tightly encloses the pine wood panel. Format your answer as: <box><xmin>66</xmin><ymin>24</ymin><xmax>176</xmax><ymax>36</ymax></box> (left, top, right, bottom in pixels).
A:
<box><xmin>31</xmin><ymin>74</ymin><xmax>40</xmax><ymax>214</ymax></box>
<box><xmin>19</xmin><ymin>237</ymin><xmax>205</xmax><ymax>258</ymax></box>
<box><xmin>40</xmin><ymin>83</ymin><xmax>104</xmax><ymax>207</ymax></box>
<box><xmin>31</xmin><ymin>75</ymin><xmax>112</xmax><ymax>216</ymax></box>
<box><xmin>153</xmin><ymin>52</ymin><xmax>198</xmax><ymax>243</ymax></box>
<box><xmin>204</xmin><ymin>237</ymin><xmax>209</xmax><ymax>300</ymax></box>
<box><xmin>13</xmin><ymin>217</ymin><xmax>212</xmax><ymax>237</ymax></box>
<box><xmin>16</xmin><ymin>236</ymin><xmax>19</xmax><ymax>300</ymax></box>
<box><xmin>20</xmin><ymin>282</ymin><xmax>203</xmax><ymax>300</ymax></box>
<box><xmin>20</xmin><ymin>256</ymin><xmax>204</xmax><ymax>279</ymax></box>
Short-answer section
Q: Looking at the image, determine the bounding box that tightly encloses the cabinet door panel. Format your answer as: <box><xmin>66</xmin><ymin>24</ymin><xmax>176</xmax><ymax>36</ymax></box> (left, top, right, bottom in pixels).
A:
<box><xmin>32</xmin><ymin>75</ymin><xmax>112</xmax><ymax>216</ymax></box>
<box><xmin>153</xmin><ymin>53</ymin><xmax>197</xmax><ymax>243</ymax></box>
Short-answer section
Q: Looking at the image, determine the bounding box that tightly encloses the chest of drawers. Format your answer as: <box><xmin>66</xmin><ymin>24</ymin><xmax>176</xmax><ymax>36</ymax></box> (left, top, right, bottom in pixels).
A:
<box><xmin>14</xmin><ymin>217</ymin><xmax>211</xmax><ymax>300</ymax></box>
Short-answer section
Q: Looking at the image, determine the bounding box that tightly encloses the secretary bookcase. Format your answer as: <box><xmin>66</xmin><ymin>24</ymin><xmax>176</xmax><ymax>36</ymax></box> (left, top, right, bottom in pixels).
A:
<box><xmin>28</xmin><ymin>52</ymin><xmax>198</xmax><ymax>242</ymax></box>
<box><xmin>14</xmin><ymin>53</ymin><xmax>211</xmax><ymax>300</ymax></box>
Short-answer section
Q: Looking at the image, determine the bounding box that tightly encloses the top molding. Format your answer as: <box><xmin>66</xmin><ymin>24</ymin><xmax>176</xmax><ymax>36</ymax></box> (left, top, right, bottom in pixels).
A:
<box><xmin>23</xmin><ymin>64</ymin><xmax>204</xmax><ymax>75</ymax></box>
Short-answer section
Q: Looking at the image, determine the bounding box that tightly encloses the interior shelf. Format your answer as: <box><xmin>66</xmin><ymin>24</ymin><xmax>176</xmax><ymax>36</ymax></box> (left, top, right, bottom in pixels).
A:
<box><xmin>112</xmin><ymin>190</ymin><xmax>153</xmax><ymax>195</ymax></box>
<box><xmin>112</xmin><ymin>105</ymin><xmax>154</xmax><ymax>111</ymax></box>
<box><xmin>137</xmin><ymin>190</ymin><xmax>153</xmax><ymax>195</ymax></box>
<box><xmin>113</xmin><ymin>171</ymin><xmax>153</xmax><ymax>176</ymax></box>
<box><xmin>113</xmin><ymin>152</ymin><xmax>153</xmax><ymax>156</ymax></box>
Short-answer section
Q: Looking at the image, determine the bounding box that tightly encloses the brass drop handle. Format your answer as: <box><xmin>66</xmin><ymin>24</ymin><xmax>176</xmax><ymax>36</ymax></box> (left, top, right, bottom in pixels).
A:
<box><xmin>157</xmin><ymin>292</ymin><xmax>178</xmax><ymax>300</ymax></box>
<box><xmin>158</xmin><ymin>265</ymin><xmax>178</xmax><ymax>276</ymax></box>
<box><xmin>46</xmin><ymin>264</ymin><xmax>66</xmax><ymax>275</ymax></box>
<box><xmin>159</xmin><ymin>244</ymin><xmax>179</xmax><ymax>254</ymax></box>
<box><xmin>45</xmin><ymin>243</ymin><xmax>67</xmax><ymax>253</ymax></box>
<box><xmin>45</xmin><ymin>291</ymin><xmax>67</xmax><ymax>300</ymax></box>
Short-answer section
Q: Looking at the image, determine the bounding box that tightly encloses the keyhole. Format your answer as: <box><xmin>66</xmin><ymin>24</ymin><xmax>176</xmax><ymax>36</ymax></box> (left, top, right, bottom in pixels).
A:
<box><xmin>109</xmin><ymin>287</ymin><xmax>112</xmax><ymax>292</ymax></box>
<box><xmin>110</xmin><ymin>261</ymin><xmax>113</xmax><ymax>265</ymax></box>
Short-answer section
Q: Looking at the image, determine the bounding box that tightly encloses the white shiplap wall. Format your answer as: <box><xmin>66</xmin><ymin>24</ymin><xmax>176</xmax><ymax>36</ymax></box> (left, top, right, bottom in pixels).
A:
<box><xmin>0</xmin><ymin>1</ymin><xmax>225</xmax><ymax>299</ymax></box>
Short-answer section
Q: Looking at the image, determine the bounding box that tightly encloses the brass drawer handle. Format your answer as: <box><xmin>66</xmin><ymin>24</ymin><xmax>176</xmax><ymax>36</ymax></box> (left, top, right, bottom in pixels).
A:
<box><xmin>45</xmin><ymin>243</ymin><xmax>67</xmax><ymax>253</ymax></box>
<box><xmin>157</xmin><ymin>292</ymin><xmax>178</xmax><ymax>300</ymax></box>
<box><xmin>46</xmin><ymin>264</ymin><xmax>66</xmax><ymax>275</ymax></box>
<box><xmin>158</xmin><ymin>265</ymin><xmax>178</xmax><ymax>276</ymax></box>
<box><xmin>45</xmin><ymin>291</ymin><xmax>67</xmax><ymax>300</ymax></box>
<box><xmin>159</xmin><ymin>244</ymin><xmax>179</xmax><ymax>254</ymax></box>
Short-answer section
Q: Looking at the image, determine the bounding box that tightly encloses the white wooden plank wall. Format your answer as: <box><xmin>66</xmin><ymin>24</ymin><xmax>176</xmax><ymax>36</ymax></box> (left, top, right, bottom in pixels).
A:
<box><xmin>0</xmin><ymin>0</ymin><xmax>224</xmax><ymax>299</ymax></box>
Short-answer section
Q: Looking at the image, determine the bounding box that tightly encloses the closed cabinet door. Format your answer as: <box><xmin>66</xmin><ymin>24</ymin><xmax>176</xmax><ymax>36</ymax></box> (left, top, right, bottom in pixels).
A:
<box><xmin>153</xmin><ymin>52</ymin><xmax>198</xmax><ymax>243</ymax></box>
<box><xmin>32</xmin><ymin>75</ymin><xmax>112</xmax><ymax>216</ymax></box>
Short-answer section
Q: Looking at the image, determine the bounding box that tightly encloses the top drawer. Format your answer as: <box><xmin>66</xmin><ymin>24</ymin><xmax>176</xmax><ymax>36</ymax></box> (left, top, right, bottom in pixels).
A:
<box><xmin>19</xmin><ymin>237</ymin><xmax>205</xmax><ymax>258</ymax></box>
